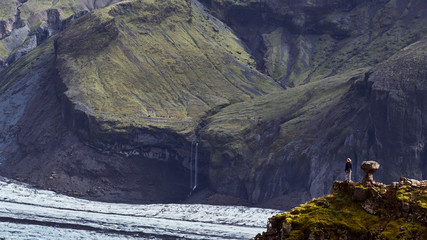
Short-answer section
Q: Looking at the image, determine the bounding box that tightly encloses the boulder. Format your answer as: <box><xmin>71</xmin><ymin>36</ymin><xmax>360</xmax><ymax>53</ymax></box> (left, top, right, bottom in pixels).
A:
<box><xmin>361</xmin><ymin>161</ymin><xmax>380</xmax><ymax>185</ymax></box>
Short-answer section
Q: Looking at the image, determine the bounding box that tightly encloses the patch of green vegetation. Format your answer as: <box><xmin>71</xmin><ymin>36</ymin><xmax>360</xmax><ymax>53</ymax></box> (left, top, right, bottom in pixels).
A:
<box><xmin>54</xmin><ymin>0</ymin><xmax>281</xmax><ymax>135</ymax></box>
<box><xmin>0</xmin><ymin>36</ymin><xmax>55</xmax><ymax>94</ymax></box>
<box><xmin>18</xmin><ymin>4</ymin><xmax>35</xmax><ymax>20</ymax></box>
<box><xmin>396</xmin><ymin>185</ymin><xmax>427</xmax><ymax>210</ymax></box>
<box><xmin>0</xmin><ymin>42</ymin><xmax>8</xmax><ymax>59</ymax></box>
<box><xmin>200</xmin><ymin>67</ymin><xmax>367</xmax><ymax>178</ymax></box>
<box><xmin>0</xmin><ymin>0</ymin><xmax>16</xmax><ymax>20</ymax></box>
<box><xmin>20</xmin><ymin>0</ymin><xmax>87</xmax><ymax>21</ymax></box>
<box><xmin>19</xmin><ymin>0</ymin><xmax>52</xmax><ymax>20</ymax></box>
<box><xmin>396</xmin><ymin>186</ymin><xmax>413</xmax><ymax>203</ymax></box>
<box><xmin>51</xmin><ymin>0</ymin><xmax>82</xmax><ymax>18</ymax></box>
<box><xmin>417</xmin><ymin>193</ymin><xmax>427</xmax><ymax>209</ymax></box>
<box><xmin>276</xmin><ymin>193</ymin><xmax>379</xmax><ymax>238</ymax></box>
<box><xmin>381</xmin><ymin>218</ymin><xmax>427</xmax><ymax>239</ymax></box>
<box><xmin>266</xmin><ymin>184</ymin><xmax>427</xmax><ymax>239</ymax></box>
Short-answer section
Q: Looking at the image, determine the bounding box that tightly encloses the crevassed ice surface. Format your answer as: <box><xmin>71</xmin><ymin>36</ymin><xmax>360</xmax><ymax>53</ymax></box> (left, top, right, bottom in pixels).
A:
<box><xmin>0</xmin><ymin>178</ymin><xmax>281</xmax><ymax>239</ymax></box>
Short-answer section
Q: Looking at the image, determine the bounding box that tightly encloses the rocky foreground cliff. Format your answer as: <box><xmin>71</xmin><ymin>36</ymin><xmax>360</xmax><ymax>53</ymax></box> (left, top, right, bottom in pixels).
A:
<box><xmin>0</xmin><ymin>0</ymin><xmax>426</xmax><ymax>208</ymax></box>
<box><xmin>255</xmin><ymin>177</ymin><xmax>427</xmax><ymax>239</ymax></box>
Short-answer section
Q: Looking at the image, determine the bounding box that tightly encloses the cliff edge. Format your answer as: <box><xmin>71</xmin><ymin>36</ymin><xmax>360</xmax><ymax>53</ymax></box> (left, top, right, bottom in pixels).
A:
<box><xmin>255</xmin><ymin>177</ymin><xmax>427</xmax><ymax>239</ymax></box>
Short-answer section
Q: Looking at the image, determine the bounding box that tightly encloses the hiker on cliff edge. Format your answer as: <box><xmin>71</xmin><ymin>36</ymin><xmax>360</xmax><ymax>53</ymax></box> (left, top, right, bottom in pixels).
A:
<box><xmin>345</xmin><ymin>158</ymin><xmax>352</xmax><ymax>182</ymax></box>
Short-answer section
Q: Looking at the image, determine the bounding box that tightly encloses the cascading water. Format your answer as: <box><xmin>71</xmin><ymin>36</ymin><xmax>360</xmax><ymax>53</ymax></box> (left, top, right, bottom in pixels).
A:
<box><xmin>194</xmin><ymin>142</ymin><xmax>198</xmax><ymax>191</ymax></box>
<box><xmin>190</xmin><ymin>141</ymin><xmax>194</xmax><ymax>189</ymax></box>
<box><xmin>189</xmin><ymin>140</ymin><xmax>199</xmax><ymax>193</ymax></box>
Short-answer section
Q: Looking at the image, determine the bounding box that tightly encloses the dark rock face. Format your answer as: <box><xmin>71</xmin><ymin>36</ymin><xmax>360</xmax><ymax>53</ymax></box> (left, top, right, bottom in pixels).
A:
<box><xmin>199</xmin><ymin>36</ymin><xmax>427</xmax><ymax>208</ymax></box>
<box><xmin>201</xmin><ymin>0</ymin><xmax>427</xmax><ymax>87</ymax></box>
<box><xmin>0</xmin><ymin>0</ymin><xmax>277</xmax><ymax>204</ymax></box>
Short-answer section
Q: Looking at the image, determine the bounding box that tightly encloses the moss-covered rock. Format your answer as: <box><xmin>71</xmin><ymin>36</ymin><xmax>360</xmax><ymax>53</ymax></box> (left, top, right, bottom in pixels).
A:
<box><xmin>255</xmin><ymin>180</ymin><xmax>427</xmax><ymax>240</ymax></box>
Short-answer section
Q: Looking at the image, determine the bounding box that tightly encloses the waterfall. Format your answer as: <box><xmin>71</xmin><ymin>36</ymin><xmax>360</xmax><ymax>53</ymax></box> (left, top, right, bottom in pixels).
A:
<box><xmin>189</xmin><ymin>140</ymin><xmax>199</xmax><ymax>193</ymax></box>
<box><xmin>190</xmin><ymin>141</ymin><xmax>194</xmax><ymax>189</ymax></box>
<box><xmin>193</xmin><ymin>142</ymin><xmax>198</xmax><ymax>191</ymax></box>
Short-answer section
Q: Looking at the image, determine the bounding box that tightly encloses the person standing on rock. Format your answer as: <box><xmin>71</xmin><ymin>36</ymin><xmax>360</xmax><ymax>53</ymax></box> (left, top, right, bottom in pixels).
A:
<box><xmin>345</xmin><ymin>158</ymin><xmax>352</xmax><ymax>182</ymax></box>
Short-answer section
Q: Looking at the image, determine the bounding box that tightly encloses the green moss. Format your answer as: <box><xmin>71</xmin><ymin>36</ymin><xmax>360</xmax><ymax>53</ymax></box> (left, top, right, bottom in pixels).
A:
<box><xmin>396</xmin><ymin>186</ymin><xmax>412</xmax><ymax>203</ymax></box>
<box><xmin>276</xmin><ymin>193</ymin><xmax>379</xmax><ymax>238</ymax></box>
<box><xmin>268</xmin><ymin>184</ymin><xmax>427</xmax><ymax>239</ymax></box>
<box><xmin>286</xmin><ymin>230</ymin><xmax>304</xmax><ymax>240</ymax></box>
<box><xmin>381</xmin><ymin>218</ymin><xmax>427</xmax><ymax>239</ymax></box>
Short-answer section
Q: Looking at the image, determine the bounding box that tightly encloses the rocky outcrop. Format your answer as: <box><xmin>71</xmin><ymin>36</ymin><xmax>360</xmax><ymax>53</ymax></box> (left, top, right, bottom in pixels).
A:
<box><xmin>361</xmin><ymin>161</ymin><xmax>380</xmax><ymax>185</ymax></box>
<box><xmin>255</xmin><ymin>178</ymin><xmax>427</xmax><ymax>239</ymax></box>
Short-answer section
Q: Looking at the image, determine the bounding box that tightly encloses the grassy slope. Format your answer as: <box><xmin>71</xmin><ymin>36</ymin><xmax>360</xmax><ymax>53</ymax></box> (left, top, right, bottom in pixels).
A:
<box><xmin>210</xmin><ymin>0</ymin><xmax>427</xmax><ymax>86</ymax></box>
<box><xmin>0</xmin><ymin>0</ymin><xmax>16</xmax><ymax>20</ymax></box>
<box><xmin>0</xmin><ymin>0</ymin><xmax>17</xmax><ymax>59</ymax></box>
<box><xmin>267</xmin><ymin>0</ymin><xmax>427</xmax><ymax>86</ymax></box>
<box><xmin>55</xmin><ymin>0</ymin><xmax>281</xmax><ymax>135</ymax></box>
<box><xmin>0</xmin><ymin>37</ymin><xmax>55</xmax><ymax>94</ymax></box>
<box><xmin>200</xmin><ymin>67</ymin><xmax>367</xmax><ymax>193</ymax></box>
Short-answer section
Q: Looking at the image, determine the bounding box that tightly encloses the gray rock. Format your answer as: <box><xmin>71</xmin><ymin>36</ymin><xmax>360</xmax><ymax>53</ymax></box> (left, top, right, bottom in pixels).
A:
<box><xmin>361</xmin><ymin>161</ymin><xmax>380</xmax><ymax>185</ymax></box>
<box><xmin>391</xmin><ymin>182</ymin><xmax>400</xmax><ymax>188</ymax></box>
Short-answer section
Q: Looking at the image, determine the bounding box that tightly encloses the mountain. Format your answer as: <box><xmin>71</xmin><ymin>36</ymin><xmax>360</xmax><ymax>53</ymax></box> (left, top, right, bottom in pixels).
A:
<box><xmin>254</xmin><ymin>178</ymin><xmax>427</xmax><ymax>239</ymax></box>
<box><xmin>0</xmin><ymin>0</ymin><xmax>123</xmax><ymax>69</ymax></box>
<box><xmin>0</xmin><ymin>0</ymin><xmax>426</xmax><ymax>208</ymax></box>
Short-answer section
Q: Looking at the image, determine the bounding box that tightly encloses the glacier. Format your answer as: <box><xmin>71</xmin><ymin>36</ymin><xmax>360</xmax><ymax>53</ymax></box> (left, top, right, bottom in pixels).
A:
<box><xmin>0</xmin><ymin>177</ymin><xmax>281</xmax><ymax>239</ymax></box>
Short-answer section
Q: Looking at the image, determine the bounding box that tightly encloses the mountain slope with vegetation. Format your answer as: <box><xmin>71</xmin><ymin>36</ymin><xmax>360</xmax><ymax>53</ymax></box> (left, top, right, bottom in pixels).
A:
<box><xmin>0</xmin><ymin>0</ymin><xmax>426</xmax><ymax>208</ymax></box>
<box><xmin>201</xmin><ymin>0</ymin><xmax>427</xmax><ymax>86</ymax></box>
<box><xmin>0</xmin><ymin>0</ymin><xmax>123</xmax><ymax>69</ymax></box>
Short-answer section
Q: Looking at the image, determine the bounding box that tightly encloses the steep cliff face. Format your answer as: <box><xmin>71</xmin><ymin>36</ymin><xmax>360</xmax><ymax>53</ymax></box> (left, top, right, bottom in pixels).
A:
<box><xmin>201</xmin><ymin>0</ymin><xmax>427</xmax><ymax>87</ymax></box>
<box><xmin>0</xmin><ymin>0</ymin><xmax>281</xmax><ymax>203</ymax></box>
<box><xmin>199</xmin><ymin>37</ymin><xmax>427</xmax><ymax>208</ymax></box>
<box><xmin>0</xmin><ymin>0</ymin><xmax>426</xmax><ymax>208</ymax></box>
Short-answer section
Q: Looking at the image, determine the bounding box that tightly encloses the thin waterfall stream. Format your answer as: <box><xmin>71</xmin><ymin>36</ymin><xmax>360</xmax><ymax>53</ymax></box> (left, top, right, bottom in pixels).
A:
<box><xmin>189</xmin><ymin>141</ymin><xmax>199</xmax><ymax>194</ymax></box>
<box><xmin>189</xmin><ymin>141</ymin><xmax>194</xmax><ymax>189</ymax></box>
<box><xmin>194</xmin><ymin>142</ymin><xmax>198</xmax><ymax>191</ymax></box>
